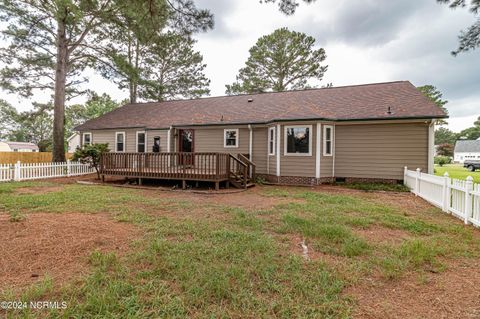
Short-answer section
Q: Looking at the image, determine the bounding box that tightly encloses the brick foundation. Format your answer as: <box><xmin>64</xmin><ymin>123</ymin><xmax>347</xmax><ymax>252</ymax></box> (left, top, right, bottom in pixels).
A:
<box><xmin>256</xmin><ymin>174</ymin><xmax>398</xmax><ymax>186</ymax></box>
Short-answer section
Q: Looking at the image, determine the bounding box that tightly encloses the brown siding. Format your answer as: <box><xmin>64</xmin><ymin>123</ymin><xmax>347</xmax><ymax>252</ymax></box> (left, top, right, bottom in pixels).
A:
<box><xmin>146</xmin><ymin>130</ymin><xmax>168</xmax><ymax>153</ymax></box>
<box><xmin>335</xmin><ymin>123</ymin><xmax>429</xmax><ymax>180</ymax></box>
<box><xmin>86</xmin><ymin>129</ymin><xmax>142</xmax><ymax>152</ymax></box>
<box><xmin>252</xmin><ymin>128</ymin><xmax>267</xmax><ymax>174</ymax></box>
<box><xmin>194</xmin><ymin>127</ymin><xmax>249</xmax><ymax>154</ymax></box>
<box><xmin>279</xmin><ymin>122</ymin><xmax>316</xmax><ymax>177</ymax></box>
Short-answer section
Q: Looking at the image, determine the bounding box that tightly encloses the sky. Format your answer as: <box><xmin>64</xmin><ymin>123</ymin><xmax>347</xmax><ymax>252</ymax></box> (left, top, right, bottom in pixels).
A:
<box><xmin>1</xmin><ymin>0</ymin><xmax>479</xmax><ymax>132</ymax></box>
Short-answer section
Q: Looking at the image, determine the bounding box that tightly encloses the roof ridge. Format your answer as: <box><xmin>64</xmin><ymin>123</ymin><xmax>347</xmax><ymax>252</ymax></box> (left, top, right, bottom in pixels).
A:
<box><xmin>123</xmin><ymin>80</ymin><xmax>411</xmax><ymax>107</ymax></box>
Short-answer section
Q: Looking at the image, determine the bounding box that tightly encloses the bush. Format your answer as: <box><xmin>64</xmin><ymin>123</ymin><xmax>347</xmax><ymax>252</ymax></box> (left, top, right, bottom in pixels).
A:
<box><xmin>434</xmin><ymin>156</ymin><xmax>452</xmax><ymax>167</ymax></box>
<box><xmin>72</xmin><ymin>143</ymin><xmax>109</xmax><ymax>179</ymax></box>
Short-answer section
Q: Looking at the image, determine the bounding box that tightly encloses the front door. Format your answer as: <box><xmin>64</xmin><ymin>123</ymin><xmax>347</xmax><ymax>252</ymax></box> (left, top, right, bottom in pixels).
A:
<box><xmin>178</xmin><ymin>129</ymin><xmax>194</xmax><ymax>166</ymax></box>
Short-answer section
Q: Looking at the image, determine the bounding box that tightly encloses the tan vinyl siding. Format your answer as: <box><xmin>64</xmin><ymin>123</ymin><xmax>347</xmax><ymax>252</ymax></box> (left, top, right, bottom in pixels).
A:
<box><xmin>335</xmin><ymin>123</ymin><xmax>429</xmax><ymax>180</ymax></box>
<box><xmin>146</xmin><ymin>130</ymin><xmax>168</xmax><ymax>153</ymax></box>
<box><xmin>252</xmin><ymin>128</ymin><xmax>267</xmax><ymax>174</ymax></box>
<box><xmin>194</xmin><ymin>127</ymin><xmax>249</xmax><ymax>154</ymax></box>
<box><xmin>279</xmin><ymin>122</ymin><xmax>316</xmax><ymax>177</ymax></box>
<box><xmin>320</xmin><ymin>124</ymin><xmax>334</xmax><ymax>178</ymax></box>
<box><xmin>86</xmin><ymin>129</ymin><xmax>141</xmax><ymax>152</ymax></box>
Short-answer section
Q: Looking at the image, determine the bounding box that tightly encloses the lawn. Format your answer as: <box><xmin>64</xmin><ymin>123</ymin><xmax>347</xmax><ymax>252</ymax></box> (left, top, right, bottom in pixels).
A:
<box><xmin>435</xmin><ymin>164</ymin><xmax>480</xmax><ymax>183</ymax></box>
<box><xmin>1</xmin><ymin>180</ymin><xmax>480</xmax><ymax>318</ymax></box>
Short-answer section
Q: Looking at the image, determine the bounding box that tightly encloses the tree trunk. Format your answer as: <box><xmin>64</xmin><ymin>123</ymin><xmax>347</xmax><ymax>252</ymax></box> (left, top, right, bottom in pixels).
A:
<box><xmin>52</xmin><ymin>18</ymin><xmax>68</xmax><ymax>163</ymax></box>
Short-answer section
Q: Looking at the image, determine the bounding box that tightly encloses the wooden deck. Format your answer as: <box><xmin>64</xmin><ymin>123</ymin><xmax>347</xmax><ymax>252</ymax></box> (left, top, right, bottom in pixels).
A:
<box><xmin>100</xmin><ymin>152</ymin><xmax>255</xmax><ymax>189</ymax></box>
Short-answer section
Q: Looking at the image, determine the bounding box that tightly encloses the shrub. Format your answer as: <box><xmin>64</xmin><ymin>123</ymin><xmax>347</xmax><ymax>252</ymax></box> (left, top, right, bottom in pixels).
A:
<box><xmin>434</xmin><ymin>156</ymin><xmax>452</xmax><ymax>167</ymax></box>
<box><xmin>72</xmin><ymin>143</ymin><xmax>109</xmax><ymax>179</ymax></box>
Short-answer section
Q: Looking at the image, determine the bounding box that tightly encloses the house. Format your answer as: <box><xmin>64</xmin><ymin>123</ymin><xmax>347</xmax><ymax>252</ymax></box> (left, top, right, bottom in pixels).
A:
<box><xmin>67</xmin><ymin>133</ymin><xmax>81</xmax><ymax>153</ymax></box>
<box><xmin>454</xmin><ymin>140</ymin><xmax>480</xmax><ymax>163</ymax></box>
<box><xmin>75</xmin><ymin>81</ymin><xmax>446</xmax><ymax>186</ymax></box>
<box><xmin>0</xmin><ymin>141</ymin><xmax>39</xmax><ymax>152</ymax></box>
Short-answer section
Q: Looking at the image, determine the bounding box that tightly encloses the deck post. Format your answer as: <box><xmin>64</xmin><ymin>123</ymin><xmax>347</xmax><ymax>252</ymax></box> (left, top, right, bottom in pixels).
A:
<box><xmin>182</xmin><ymin>180</ymin><xmax>186</xmax><ymax>190</ymax></box>
<box><xmin>215</xmin><ymin>181</ymin><xmax>219</xmax><ymax>191</ymax></box>
<box><xmin>138</xmin><ymin>178</ymin><xmax>142</xmax><ymax>186</ymax></box>
<box><xmin>225</xmin><ymin>181</ymin><xmax>229</xmax><ymax>189</ymax></box>
<box><xmin>101</xmin><ymin>174</ymin><xmax>105</xmax><ymax>183</ymax></box>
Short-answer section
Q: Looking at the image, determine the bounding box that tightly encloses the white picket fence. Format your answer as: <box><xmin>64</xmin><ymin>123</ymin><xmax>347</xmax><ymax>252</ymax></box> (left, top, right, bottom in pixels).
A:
<box><xmin>0</xmin><ymin>160</ymin><xmax>95</xmax><ymax>182</ymax></box>
<box><xmin>404</xmin><ymin>167</ymin><xmax>480</xmax><ymax>227</ymax></box>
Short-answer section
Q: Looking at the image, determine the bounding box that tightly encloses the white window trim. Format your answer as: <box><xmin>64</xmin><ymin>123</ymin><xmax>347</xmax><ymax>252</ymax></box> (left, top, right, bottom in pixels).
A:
<box><xmin>136</xmin><ymin>131</ymin><xmax>146</xmax><ymax>152</ymax></box>
<box><xmin>224</xmin><ymin>128</ymin><xmax>239</xmax><ymax>148</ymax></box>
<box><xmin>284</xmin><ymin>125</ymin><xmax>313</xmax><ymax>156</ymax></box>
<box><xmin>83</xmin><ymin>132</ymin><xmax>92</xmax><ymax>146</ymax></box>
<box><xmin>115</xmin><ymin>131</ymin><xmax>126</xmax><ymax>152</ymax></box>
<box><xmin>323</xmin><ymin>125</ymin><xmax>333</xmax><ymax>157</ymax></box>
<box><xmin>268</xmin><ymin>127</ymin><xmax>275</xmax><ymax>156</ymax></box>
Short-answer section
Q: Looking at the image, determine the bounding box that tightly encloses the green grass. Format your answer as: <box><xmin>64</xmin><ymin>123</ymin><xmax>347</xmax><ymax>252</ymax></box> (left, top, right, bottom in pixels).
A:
<box><xmin>1</xmin><ymin>182</ymin><xmax>480</xmax><ymax>318</ymax></box>
<box><xmin>435</xmin><ymin>164</ymin><xmax>480</xmax><ymax>183</ymax></box>
<box><xmin>342</xmin><ymin>182</ymin><xmax>410</xmax><ymax>192</ymax></box>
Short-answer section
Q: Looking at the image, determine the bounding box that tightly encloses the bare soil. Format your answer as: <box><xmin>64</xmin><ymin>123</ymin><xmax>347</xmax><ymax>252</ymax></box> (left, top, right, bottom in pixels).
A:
<box><xmin>346</xmin><ymin>259</ymin><xmax>480</xmax><ymax>319</ymax></box>
<box><xmin>0</xmin><ymin>213</ymin><xmax>138</xmax><ymax>290</ymax></box>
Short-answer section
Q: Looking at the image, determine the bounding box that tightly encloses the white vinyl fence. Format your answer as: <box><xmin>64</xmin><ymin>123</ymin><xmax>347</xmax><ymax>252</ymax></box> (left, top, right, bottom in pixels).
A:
<box><xmin>404</xmin><ymin>167</ymin><xmax>480</xmax><ymax>227</ymax></box>
<box><xmin>0</xmin><ymin>160</ymin><xmax>95</xmax><ymax>183</ymax></box>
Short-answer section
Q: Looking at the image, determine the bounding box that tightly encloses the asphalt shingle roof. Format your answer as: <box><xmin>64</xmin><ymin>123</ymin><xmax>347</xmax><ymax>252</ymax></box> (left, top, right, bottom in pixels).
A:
<box><xmin>455</xmin><ymin>140</ymin><xmax>480</xmax><ymax>153</ymax></box>
<box><xmin>75</xmin><ymin>81</ymin><xmax>447</xmax><ymax>131</ymax></box>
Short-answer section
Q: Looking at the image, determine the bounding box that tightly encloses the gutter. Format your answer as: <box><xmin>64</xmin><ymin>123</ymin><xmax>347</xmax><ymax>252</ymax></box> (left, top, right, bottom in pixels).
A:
<box><xmin>76</xmin><ymin>115</ymin><xmax>448</xmax><ymax>131</ymax></box>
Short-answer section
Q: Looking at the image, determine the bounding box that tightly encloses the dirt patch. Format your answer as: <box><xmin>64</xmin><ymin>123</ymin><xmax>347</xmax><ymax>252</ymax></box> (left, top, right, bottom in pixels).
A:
<box><xmin>346</xmin><ymin>259</ymin><xmax>480</xmax><ymax>319</ymax></box>
<box><xmin>0</xmin><ymin>212</ymin><xmax>139</xmax><ymax>291</ymax></box>
<box><xmin>15</xmin><ymin>186</ymin><xmax>64</xmax><ymax>195</ymax></box>
<box><xmin>354</xmin><ymin>227</ymin><xmax>410</xmax><ymax>246</ymax></box>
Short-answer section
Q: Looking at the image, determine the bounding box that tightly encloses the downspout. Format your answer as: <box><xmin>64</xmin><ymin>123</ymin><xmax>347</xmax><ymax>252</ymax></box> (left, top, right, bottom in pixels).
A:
<box><xmin>315</xmin><ymin>123</ymin><xmax>321</xmax><ymax>182</ymax></box>
<box><xmin>248</xmin><ymin>125</ymin><xmax>253</xmax><ymax>178</ymax></box>
<box><xmin>276</xmin><ymin>124</ymin><xmax>281</xmax><ymax>179</ymax></box>
<box><xmin>332</xmin><ymin>124</ymin><xmax>336</xmax><ymax>179</ymax></box>
<box><xmin>428</xmin><ymin>120</ymin><xmax>435</xmax><ymax>174</ymax></box>
<box><xmin>167</xmin><ymin>126</ymin><xmax>172</xmax><ymax>152</ymax></box>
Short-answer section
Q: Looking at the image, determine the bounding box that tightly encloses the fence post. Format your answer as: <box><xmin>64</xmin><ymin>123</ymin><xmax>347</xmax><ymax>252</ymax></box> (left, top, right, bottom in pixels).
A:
<box><xmin>443</xmin><ymin>172</ymin><xmax>450</xmax><ymax>213</ymax></box>
<box><xmin>415</xmin><ymin>168</ymin><xmax>421</xmax><ymax>196</ymax></box>
<box><xmin>67</xmin><ymin>159</ymin><xmax>71</xmax><ymax>177</ymax></box>
<box><xmin>465</xmin><ymin>176</ymin><xmax>474</xmax><ymax>225</ymax></box>
<box><xmin>14</xmin><ymin>160</ymin><xmax>21</xmax><ymax>181</ymax></box>
<box><xmin>403</xmin><ymin>166</ymin><xmax>408</xmax><ymax>186</ymax></box>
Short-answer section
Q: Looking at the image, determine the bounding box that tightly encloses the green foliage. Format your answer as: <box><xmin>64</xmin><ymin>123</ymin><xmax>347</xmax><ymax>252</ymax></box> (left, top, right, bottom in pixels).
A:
<box><xmin>435</xmin><ymin>127</ymin><xmax>457</xmax><ymax>144</ymax></box>
<box><xmin>343</xmin><ymin>183</ymin><xmax>410</xmax><ymax>192</ymax></box>
<box><xmin>261</xmin><ymin>0</ymin><xmax>317</xmax><ymax>15</ymax></box>
<box><xmin>417</xmin><ymin>85</ymin><xmax>448</xmax><ymax>124</ymax></box>
<box><xmin>438</xmin><ymin>0</ymin><xmax>480</xmax><ymax>54</ymax></box>
<box><xmin>72</xmin><ymin>143</ymin><xmax>109</xmax><ymax>179</ymax></box>
<box><xmin>434</xmin><ymin>156</ymin><xmax>452</xmax><ymax>167</ymax></box>
<box><xmin>66</xmin><ymin>93</ymin><xmax>120</xmax><ymax>138</ymax></box>
<box><xmin>458</xmin><ymin>116</ymin><xmax>480</xmax><ymax>140</ymax></box>
<box><xmin>226</xmin><ymin>28</ymin><xmax>327</xmax><ymax>94</ymax></box>
<box><xmin>138</xmin><ymin>33</ymin><xmax>210</xmax><ymax>101</ymax></box>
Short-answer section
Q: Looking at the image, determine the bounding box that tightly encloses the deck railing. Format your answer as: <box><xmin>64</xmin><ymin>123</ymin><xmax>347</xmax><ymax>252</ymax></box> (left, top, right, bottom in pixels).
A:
<box><xmin>100</xmin><ymin>152</ymin><xmax>231</xmax><ymax>182</ymax></box>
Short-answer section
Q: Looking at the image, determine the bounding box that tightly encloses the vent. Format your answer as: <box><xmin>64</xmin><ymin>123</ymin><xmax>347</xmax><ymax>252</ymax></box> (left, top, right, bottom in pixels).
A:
<box><xmin>386</xmin><ymin>106</ymin><xmax>394</xmax><ymax>115</ymax></box>
<box><xmin>247</xmin><ymin>98</ymin><xmax>253</xmax><ymax>103</ymax></box>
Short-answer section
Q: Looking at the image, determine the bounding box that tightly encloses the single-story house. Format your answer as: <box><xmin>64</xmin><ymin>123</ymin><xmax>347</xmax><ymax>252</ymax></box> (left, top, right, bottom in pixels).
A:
<box><xmin>67</xmin><ymin>133</ymin><xmax>81</xmax><ymax>153</ymax></box>
<box><xmin>454</xmin><ymin>140</ymin><xmax>480</xmax><ymax>163</ymax></box>
<box><xmin>75</xmin><ymin>81</ymin><xmax>446</xmax><ymax>186</ymax></box>
<box><xmin>0</xmin><ymin>141</ymin><xmax>39</xmax><ymax>152</ymax></box>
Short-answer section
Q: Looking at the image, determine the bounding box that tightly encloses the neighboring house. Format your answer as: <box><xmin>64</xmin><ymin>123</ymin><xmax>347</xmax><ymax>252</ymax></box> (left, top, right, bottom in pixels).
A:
<box><xmin>67</xmin><ymin>133</ymin><xmax>81</xmax><ymax>153</ymax></box>
<box><xmin>454</xmin><ymin>140</ymin><xmax>480</xmax><ymax>163</ymax></box>
<box><xmin>75</xmin><ymin>81</ymin><xmax>446</xmax><ymax>185</ymax></box>
<box><xmin>0</xmin><ymin>141</ymin><xmax>39</xmax><ymax>152</ymax></box>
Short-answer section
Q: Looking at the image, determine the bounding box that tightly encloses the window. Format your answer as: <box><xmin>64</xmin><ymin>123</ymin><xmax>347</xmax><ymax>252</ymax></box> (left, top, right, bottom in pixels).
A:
<box><xmin>268</xmin><ymin>127</ymin><xmax>275</xmax><ymax>155</ymax></box>
<box><xmin>284</xmin><ymin>125</ymin><xmax>312</xmax><ymax>156</ymax></box>
<box><xmin>323</xmin><ymin>125</ymin><xmax>333</xmax><ymax>156</ymax></box>
<box><xmin>115</xmin><ymin>132</ymin><xmax>125</xmax><ymax>152</ymax></box>
<box><xmin>136</xmin><ymin>131</ymin><xmax>145</xmax><ymax>153</ymax></box>
<box><xmin>83</xmin><ymin>132</ymin><xmax>92</xmax><ymax>146</ymax></box>
<box><xmin>152</xmin><ymin>136</ymin><xmax>161</xmax><ymax>152</ymax></box>
<box><xmin>224</xmin><ymin>129</ymin><xmax>239</xmax><ymax>148</ymax></box>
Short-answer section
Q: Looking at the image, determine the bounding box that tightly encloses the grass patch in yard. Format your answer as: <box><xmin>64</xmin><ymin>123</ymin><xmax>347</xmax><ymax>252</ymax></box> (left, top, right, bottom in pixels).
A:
<box><xmin>342</xmin><ymin>182</ymin><xmax>409</xmax><ymax>192</ymax></box>
<box><xmin>3</xmin><ymin>183</ymin><xmax>480</xmax><ymax>317</ymax></box>
<box><xmin>435</xmin><ymin>164</ymin><xmax>480</xmax><ymax>183</ymax></box>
